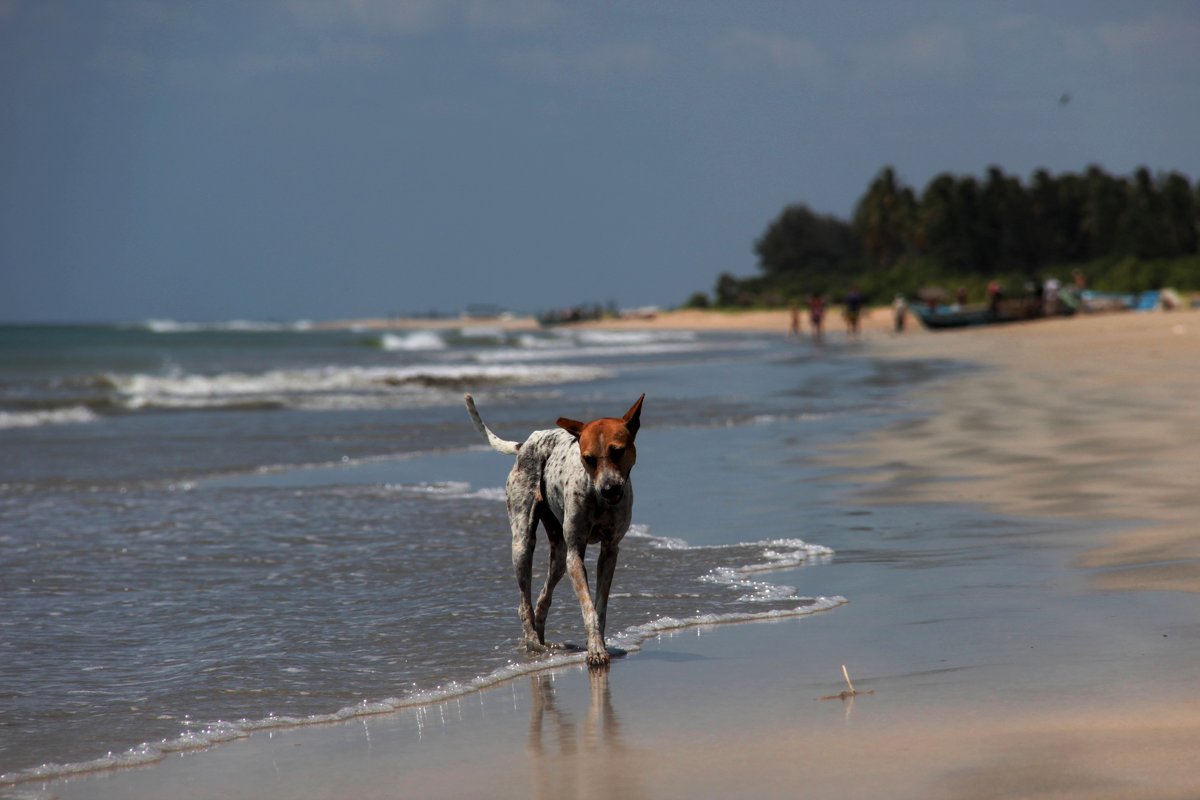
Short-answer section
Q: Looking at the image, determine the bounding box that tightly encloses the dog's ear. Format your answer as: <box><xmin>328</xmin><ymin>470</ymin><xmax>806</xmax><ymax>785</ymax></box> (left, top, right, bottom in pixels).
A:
<box><xmin>622</xmin><ymin>394</ymin><xmax>645</xmax><ymax>438</ymax></box>
<box><xmin>557</xmin><ymin>417</ymin><xmax>585</xmax><ymax>439</ymax></box>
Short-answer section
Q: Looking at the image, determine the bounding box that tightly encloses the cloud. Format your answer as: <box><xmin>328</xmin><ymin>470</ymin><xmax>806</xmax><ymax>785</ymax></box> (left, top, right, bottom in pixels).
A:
<box><xmin>285</xmin><ymin>0</ymin><xmax>447</xmax><ymax>37</ymax></box>
<box><xmin>462</xmin><ymin>0</ymin><xmax>565</xmax><ymax>34</ymax></box>
<box><xmin>284</xmin><ymin>0</ymin><xmax>565</xmax><ymax>37</ymax></box>
<box><xmin>875</xmin><ymin>23</ymin><xmax>966</xmax><ymax>75</ymax></box>
<box><xmin>91</xmin><ymin>45</ymin><xmax>155</xmax><ymax>81</ymax></box>
<box><xmin>850</xmin><ymin>22</ymin><xmax>968</xmax><ymax>88</ymax></box>
<box><xmin>501</xmin><ymin>40</ymin><xmax>661</xmax><ymax>83</ymax></box>
<box><xmin>1094</xmin><ymin>11</ymin><xmax>1200</xmax><ymax>63</ymax></box>
<box><xmin>711</xmin><ymin>29</ymin><xmax>826</xmax><ymax>74</ymax></box>
<box><xmin>0</xmin><ymin>0</ymin><xmax>23</xmax><ymax>26</ymax></box>
<box><xmin>709</xmin><ymin>22</ymin><xmax>966</xmax><ymax>93</ymax></box>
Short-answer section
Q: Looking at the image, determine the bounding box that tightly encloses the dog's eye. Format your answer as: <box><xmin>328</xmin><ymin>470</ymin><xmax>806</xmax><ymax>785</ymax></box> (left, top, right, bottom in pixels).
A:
<box><xmin>609</xmin><ymin>446</ymin><xmax>624</xmax><ymax>459</ymax></box>
<box><xmin>582</xmin><ymin>455</ymin><xmax>598</xmax><ymax>468</ymax></box>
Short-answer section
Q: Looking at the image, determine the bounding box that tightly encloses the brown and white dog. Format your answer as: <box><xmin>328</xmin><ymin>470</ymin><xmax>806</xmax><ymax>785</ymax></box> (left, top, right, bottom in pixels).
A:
<box><xmin>464</xmin><ymin>393</ymin><xmax>644</xmax><ymax>668</ymax></box>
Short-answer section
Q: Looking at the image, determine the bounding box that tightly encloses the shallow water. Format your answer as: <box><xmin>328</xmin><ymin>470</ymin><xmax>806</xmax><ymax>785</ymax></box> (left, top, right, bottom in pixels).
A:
<box><xmin>0</xmin><ymin>322</ymin><xmax>950</xmax><ymax>783</ymax></box>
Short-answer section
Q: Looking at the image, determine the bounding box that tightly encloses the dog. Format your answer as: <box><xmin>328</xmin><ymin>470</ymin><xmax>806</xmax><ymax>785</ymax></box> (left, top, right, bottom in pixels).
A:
<box><xmin>464</xmin><ymin>393</ymin><xmax>644</xmax><ymax>668</ymax></box>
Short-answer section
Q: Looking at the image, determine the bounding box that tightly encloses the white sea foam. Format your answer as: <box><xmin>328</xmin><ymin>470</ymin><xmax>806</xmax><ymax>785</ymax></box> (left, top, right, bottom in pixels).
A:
<box><xmin>476</xmin><ymin>342</ymin><xmax>707</xmax><ymax>363</ymax></box>
<box><xmin>378</xmin><ymin>331</ymin><xmax>447</xmax><ymax>351</ymax></box>
<box><xmin>353</xmin><ymin>482</ymin><xmax>510</xmax><ymax>503</ymax></box>
<box><xmin>514</xmin><ymin>333</ymin><xmax>564</xmax><ymax>350</ymax></box>
<box><xmin>626</xmin><ymin>525</ymin><xmax>835</xmax><ymax>568</ymax></box>
<box><xmin>138</xmin><ymin>319</ymin><xmax>313</xmax><ymax>334</ymax></box>
<box><xmin>572</xmin><ymin>329</ymin><xmax>697</xmax><ymax>346</ymax></box>
<box><xmin>476</xmin><ymin>330</ymin><xmax>759</xmax><ymax>363</ymax></box>
<box><xmin>457</xmin><ymin>326</ymin><xmax>506</xmax><ymax>341</ymax></box>
<box><xmin>103</xmin><ymin>364</ymin><xmax>611</xmax><ymax>411</ymax></box>
<box><xmin>625</xmin><ymin>526</ymin><xmax>833</xmax><ymax>603</ymax></box>
<box><xmin>0</xmin><ymin>406</ymin><xmax>99</xmax><ymax>429</ymax></box>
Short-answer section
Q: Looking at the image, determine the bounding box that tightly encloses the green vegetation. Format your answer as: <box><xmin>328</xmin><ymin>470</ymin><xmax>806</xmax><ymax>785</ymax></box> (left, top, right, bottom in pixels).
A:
<box><xmin>690</xmin><ymin>165</ymin><xmax>1200</xmax><ymax>308</ymax></box>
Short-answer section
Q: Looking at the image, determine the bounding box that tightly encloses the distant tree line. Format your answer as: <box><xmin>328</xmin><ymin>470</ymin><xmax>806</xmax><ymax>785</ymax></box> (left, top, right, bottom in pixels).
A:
<box><xmin>689</xmin><ymin>165</ymin><xmax>1200</xmax><ymax>308</ymax></box>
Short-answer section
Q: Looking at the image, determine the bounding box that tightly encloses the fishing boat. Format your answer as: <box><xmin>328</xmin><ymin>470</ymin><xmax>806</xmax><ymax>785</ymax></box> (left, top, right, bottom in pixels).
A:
<box><xmin>1079</xmin><ymin>290</ymin><xmax>1160</xmax><ymax>312</ymax></box>
<box><xmin>911</xmin><ymin>297</ymin><xmax>1075</xmax><ymax>330</ymax></box>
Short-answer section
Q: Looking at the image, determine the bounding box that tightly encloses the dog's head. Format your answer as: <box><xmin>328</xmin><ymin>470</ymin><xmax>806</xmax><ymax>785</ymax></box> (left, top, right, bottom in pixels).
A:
<box><xmin>557</xmin><ymin>394</ymin><xmax>644</xmax><ymax>505</ymax></box>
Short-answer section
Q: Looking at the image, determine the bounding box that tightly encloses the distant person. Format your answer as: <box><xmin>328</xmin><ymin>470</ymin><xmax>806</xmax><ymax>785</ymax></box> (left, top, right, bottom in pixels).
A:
<box><xmin>1043</xmin><ymin>276</ymin><xmax>1061</xmax><ymax>315</ymax></box>
<box><xmin>808</xmin><ymin>293</ymin><xmax>825</xmax><ymax>344</ymax></box>
<box><xmin>844</xmin><ymin>287</ymin><xmax>864</xmax><ymax>340</ymax></box>
<box><xmin>986</xmin><ymin>280</ymin><xmax>1004</xmax><ymax>317</ymax></box>
<box><xmin>892</xmin><ymin>294</ymin><xmax>908</xmax><ymax>333</ymax></box>
<box><xmin>789</xmin><ymin>303</ymin><xmax>803</xmax><ymax>338</ymax></box>
<box><xmin>955</xmin><ymin>286</ymin><xmax>969</xmax><ymax>308</ymax></box>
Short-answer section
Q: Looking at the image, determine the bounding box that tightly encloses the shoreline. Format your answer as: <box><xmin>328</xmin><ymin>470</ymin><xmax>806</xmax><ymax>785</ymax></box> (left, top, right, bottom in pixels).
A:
<box><xmin>314</xmin><ymin>305</ymin><xmax>907</xmax><ymax>336</ymax></box>
<box><xmin>34</xmin><ymin>306</ymin><xmax>1200</xmax><ymax>799</ymax></box>
<box><xmin>573</xmin><ymin>304</ymin><xmax>1200</xmax><ymax>595</ymax></box>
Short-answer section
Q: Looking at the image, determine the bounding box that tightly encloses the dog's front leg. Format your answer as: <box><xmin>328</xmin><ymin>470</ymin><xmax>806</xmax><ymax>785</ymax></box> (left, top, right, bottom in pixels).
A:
<box><xmin>593</xmin><ymin>541</ymin><xmax>619</xmax><ymax>640</ymax></box>
<box><xmin>564</xmin><ymin>541</ymin><xmax>608</xmax><ymax>668</ymax></box>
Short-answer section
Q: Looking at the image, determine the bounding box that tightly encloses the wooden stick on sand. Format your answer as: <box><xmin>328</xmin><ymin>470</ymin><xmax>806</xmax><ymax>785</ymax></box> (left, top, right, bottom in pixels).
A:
<box><xmin>818</xmin><ymin>664</ymin><xmax>875</xmax><ymax>701</ymax></box>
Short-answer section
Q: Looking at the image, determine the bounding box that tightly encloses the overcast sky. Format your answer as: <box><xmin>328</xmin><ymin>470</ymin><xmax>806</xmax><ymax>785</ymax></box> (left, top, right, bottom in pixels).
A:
<box><xmin>2</xmin><ymin>1</ymin><xmax>1198</xmax><ymax>323</ymax></box>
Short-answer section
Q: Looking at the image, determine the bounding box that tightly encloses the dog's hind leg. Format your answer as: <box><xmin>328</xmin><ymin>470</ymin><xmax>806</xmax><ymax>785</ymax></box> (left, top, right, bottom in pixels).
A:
<box><xmin>508</xmin><ymin>472</ymin><xmax>543</xmax><ymax>651</ymax></box>
<box><xmin>533</xmin><ymin>505</ymin><xmax>566</xmax><ymax>646</ymax></box>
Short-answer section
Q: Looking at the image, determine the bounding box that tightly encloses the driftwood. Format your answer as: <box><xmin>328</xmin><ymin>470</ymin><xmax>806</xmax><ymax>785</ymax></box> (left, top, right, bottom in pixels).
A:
<box><xmin>817</xmin><ymin>664</ymin><xmax>875</xmax><ymax>701</ymax></box>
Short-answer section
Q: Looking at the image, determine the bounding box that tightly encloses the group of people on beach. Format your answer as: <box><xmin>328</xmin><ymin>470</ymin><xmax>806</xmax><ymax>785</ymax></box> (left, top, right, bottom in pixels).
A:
<box><xmin>789</xmin><ymin>287</ymin><xmax>906</xmax><ymax>343</ymax></box>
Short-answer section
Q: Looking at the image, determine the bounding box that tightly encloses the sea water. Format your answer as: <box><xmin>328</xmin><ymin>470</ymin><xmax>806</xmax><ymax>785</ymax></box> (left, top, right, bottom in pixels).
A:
<box><xmin>0</xmin><ymin>321</ymin><xmax>939</xmax><ymax>784</ymax></box>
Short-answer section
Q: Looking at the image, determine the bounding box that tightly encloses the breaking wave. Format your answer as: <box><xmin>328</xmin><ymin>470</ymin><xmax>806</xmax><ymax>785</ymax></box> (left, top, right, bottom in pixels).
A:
<box><xmin>73</xmin><ymin>364</ymin><xmax>612</xmax><ymax>413</ymax></box>
<box><xmin>135</xmin><ymin>319</ymin><xmax>314</xmax><ymax>334</ymax></box>
<box><xmin>0</xmin><ymin>406</ymin><xmax>99</xmax><ymax>429</ymax></box>
<box><xmin>375</xmin><ymin>331</ymin><xmax>448</xmax><ymax>351</ymax></box>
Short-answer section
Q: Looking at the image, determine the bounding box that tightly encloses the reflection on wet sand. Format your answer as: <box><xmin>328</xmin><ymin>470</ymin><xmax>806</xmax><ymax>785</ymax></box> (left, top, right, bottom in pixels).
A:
<box><xmin>526</xmin><ymin>670</ymin><xmax>646</xmax><ymax>800</ymax></box>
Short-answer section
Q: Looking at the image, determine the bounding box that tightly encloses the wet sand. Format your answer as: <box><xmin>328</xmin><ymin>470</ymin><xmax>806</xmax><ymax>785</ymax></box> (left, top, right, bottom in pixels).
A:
<box><xmin>39</xmin><ymin>307</ymin><xmax>1200</xmax><ymax>800</ymax></box>
<box><xmin>846</xmin><ymin>307</ymin><xmax>1200</xmax><ymax>593</ymax></box>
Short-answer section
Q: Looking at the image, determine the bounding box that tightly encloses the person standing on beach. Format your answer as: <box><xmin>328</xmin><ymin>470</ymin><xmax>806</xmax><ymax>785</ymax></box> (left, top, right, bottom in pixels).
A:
<box><xmin>892</xmin><ymin>293</ymin><xmax>908</xmax><ymax>333</ymax></box>
<box><xmin>1043</xmin><ymin>276</ymin><xmax>1061</xmax><ymax>316</ymax></box>
<box><xmin>808</xmin><ymin>293</ymin><xmax>825</xmax><ymax>344</ymax></box>
<box><xmin>789</xmin><ymin>303</ymin><xmax>803</xmax><ymax>338</ymax></box>
<box><xmin>987</xmin><ymin>279</ymin><xmax>1004</xmax><ymax>318</ymax></box>
<box><xmin>844</xmin><ymin>287</ymin><xmax>864</xmax><ymax>340</ymax></box>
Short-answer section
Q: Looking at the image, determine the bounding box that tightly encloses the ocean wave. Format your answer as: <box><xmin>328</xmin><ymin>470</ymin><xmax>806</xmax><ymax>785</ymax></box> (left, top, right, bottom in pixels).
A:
<box><xmin>135</xmin><ymin>319</ymin><xmax>314</xmax><ymax>334</ymax></box>
<box><xmin>571</xmin><ymin>329</ymin><xmax>698</xmax><ymax>346</ymax></box>
<box><xmin>457</xmin><ymin>326</ymin><xmax>508</xmax><ymax>341</ymax></box>
<box><xmin>0</xmin><ymin>406</ymin><xmax>99</xmax><ymax>429</ymax></box>
<box><xmin>96</xmin><ymin>364</ymin><xmax>610</xmax><ymax>412</ymax></box>
<box><xmin>341</xmin><ymin>481</ymin><xmax>509</xmax><ymax>503</ymax></box>
<box><xmin>375</xmin><ymin>331</ymin><xmax>447</xmax><ymax>351</ymax></box>
<box><xmin>625</xmin><ymin>526</ymin><xmax>833</xmax><ymax>603</ymax></box>
<box><xmin>474</xmin><ymin>341</ymin><xmax>711</xmax><ymax>363</ymax></box>
<box><xmin>382</xmin><ymin>482</ymin><xmax>508</xmax><ymax>502</ymax></box>
<box><xmin>475</xmin><ymin>331</ymin><xmax>758</xmax><ymax>363</ymax></box>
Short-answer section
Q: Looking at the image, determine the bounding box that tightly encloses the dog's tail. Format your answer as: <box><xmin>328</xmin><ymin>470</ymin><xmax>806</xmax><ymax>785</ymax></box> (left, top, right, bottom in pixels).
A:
<box><xmin>464</xmin><ymin>394</ymin><xmax>520</xmax><ymax>455</ymax></box>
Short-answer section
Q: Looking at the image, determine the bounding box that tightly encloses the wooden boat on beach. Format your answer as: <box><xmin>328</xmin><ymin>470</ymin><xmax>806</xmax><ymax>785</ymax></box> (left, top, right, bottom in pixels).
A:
<box><xmin>1079</xmin><ymin>290</ymin><xmax>1160</xmax><ymax>312</ymax></box>
<box><xmin>911</xmin><ymin>297</ymin><xmax>1075</xmax><ymax>330</ymax></box>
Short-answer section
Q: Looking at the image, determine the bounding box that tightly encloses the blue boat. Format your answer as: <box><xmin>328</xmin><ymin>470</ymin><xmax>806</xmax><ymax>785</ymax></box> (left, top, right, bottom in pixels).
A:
<box><xmin>911</xmin><ymin>296</ymin><xmax>1075</xmax><ymax>330</ymax></box>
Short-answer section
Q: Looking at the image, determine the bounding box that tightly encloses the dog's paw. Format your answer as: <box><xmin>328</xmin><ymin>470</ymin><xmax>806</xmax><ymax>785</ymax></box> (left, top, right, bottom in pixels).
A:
<box><xmin>522</xmin><ymin>638</ymin><xmax>548</xmax><ymax>654</ymax></box>
<box><xmin>586</xmin><ymin>649</ymin><xmax>611</xmax><ymax>669</ymax></box>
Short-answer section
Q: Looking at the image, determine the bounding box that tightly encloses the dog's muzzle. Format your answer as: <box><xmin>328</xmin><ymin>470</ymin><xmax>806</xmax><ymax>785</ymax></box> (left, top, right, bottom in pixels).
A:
<box><xmin>599</xmin><ymin>484</ymin><xmax>625</xmax><ymax>505</ymax></box>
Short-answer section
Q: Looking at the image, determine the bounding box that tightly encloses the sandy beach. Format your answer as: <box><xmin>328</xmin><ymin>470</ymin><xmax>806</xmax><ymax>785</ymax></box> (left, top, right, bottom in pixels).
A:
<box><xmin>38</xmin><ymin>306</ymin><xmax>1200</xmax><ymax>800</ymax></box>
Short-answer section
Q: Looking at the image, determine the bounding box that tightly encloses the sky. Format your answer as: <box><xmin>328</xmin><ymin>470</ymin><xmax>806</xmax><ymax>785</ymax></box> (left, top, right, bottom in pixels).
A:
<box><xmin>2</xmin><ymin>1</ymin><xmax>1199</xmax><ymax>323</ymax></box>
